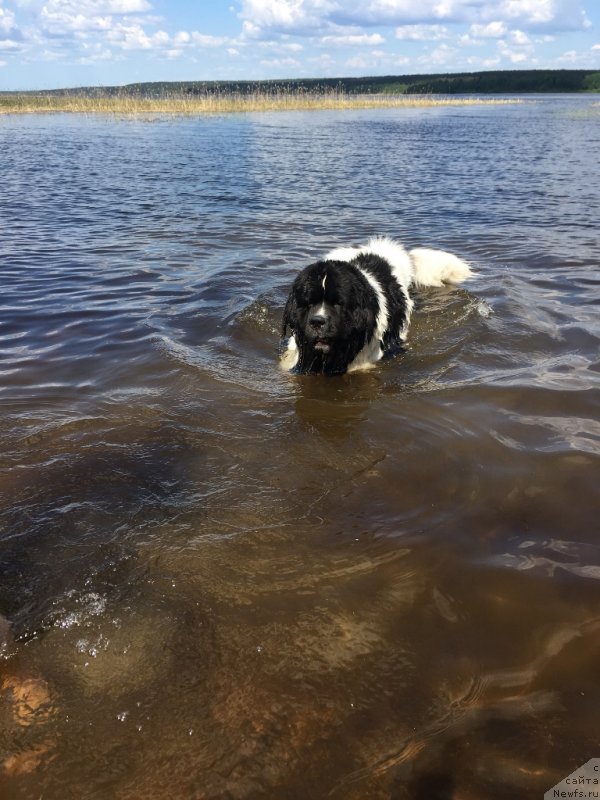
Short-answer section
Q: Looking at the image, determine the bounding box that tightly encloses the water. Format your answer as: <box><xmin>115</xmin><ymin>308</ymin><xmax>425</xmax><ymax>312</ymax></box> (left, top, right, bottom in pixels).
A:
<box><xmin>0</xmin><ymin>96</ymin><xmax>599</xmax><ymax>799</ymax></box>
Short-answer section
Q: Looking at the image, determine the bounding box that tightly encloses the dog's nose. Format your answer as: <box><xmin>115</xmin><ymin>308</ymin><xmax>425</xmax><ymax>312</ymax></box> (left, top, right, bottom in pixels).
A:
<box><xmin>310</xmin><ymin>314</ymin><xmax>327</xmax><ymax>329</ymax></box>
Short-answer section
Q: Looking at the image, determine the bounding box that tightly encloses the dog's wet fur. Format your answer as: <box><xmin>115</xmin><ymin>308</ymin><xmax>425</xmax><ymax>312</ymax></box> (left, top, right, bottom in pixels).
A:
<box><xmin>281</xmin><ymin>237</ymin><xmax>472</xmax><ymax>375</ymax></box>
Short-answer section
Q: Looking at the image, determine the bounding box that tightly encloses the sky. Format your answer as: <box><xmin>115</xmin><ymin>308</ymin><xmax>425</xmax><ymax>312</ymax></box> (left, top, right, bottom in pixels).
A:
<box><xmin>1</xmin><ymin>0</ymin><xmax>599</xmax><ymax>90</ymax></box>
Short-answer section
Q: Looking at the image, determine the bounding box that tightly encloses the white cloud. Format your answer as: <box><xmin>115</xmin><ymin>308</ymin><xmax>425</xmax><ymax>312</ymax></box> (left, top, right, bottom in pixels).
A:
<box><xmin>0</xmin><ymin>38</ymin><xmax>23</xmax><ymax>50</ymax></box>
<box><xmin>506</xmin><ymin>49</ymin><xmax>527</xmax><ymax>62</ymax></box>
<box><xmin>553</xmin><ymin>47</ymin><xmax>599</xmax><ymax>66</ymax></box>
<box><xmin>106</xmin><ymin>23</ymin><xmax>167</xmax><ymax>49</ymax></box>
<box><xmin>39</xmin><ymin>0</ymin><xmax>151</xmax><ymax>35</ymax></box>
<box><xmin>106</xmin><ymin>0</ymin><xmax>149</xmax><ymax>10</ymax></box>
<box><xmin>458</xmin><ymin>34</ymin><xmax>477</xmax><ymax>46</ymax></box>
<box><xmin>495</xmin><ymin>0</ymin><xmax>591</xmax><ymax>31</ymax></box>
<box><xmin>239</xmin><ymin>0</ymin><xmax>462</xmax><ymax>39</ymax></box>
<box><xmin>469</xmin><ymin>25</ymin><xmax>532</xmax><ymax>48</ymax></box>
<box><xmin>499</xmin><ymin>0</ymin><xmax>554</xmax><ymax>25</ymax></box>
<box><xmin>40</xmin><ymin>47</ymin><xmax>61</xmax><ymax>60</ymax></box>
<box><xmin>190</xmin><ymin>32</ymin><xmax>227</xmax><ymax>47</ymax></box>
<box><xmin>426</xmin><ymin>42</ymin><xmax>457</xmax><ymax>63</ymax></box>
<box><xmin>0</xmin><ymin>6</ymin><xmax>17</xmax><ymax>35</ymax></box>
<box><xmin>41</xmin><ymin>10</ymin><xmax>114</xmax><ymax>33</ymax></box>
<box><xmin>308</xmin><ymin>51</ymin><xmax>335</xmax><ymax>65</ymax></box>
<box><xmin>469</xmin><ymin>21</ymin><xmax>507</xmax><ymax>38</ymax></box>
<box><xmin>335</xmin><ymin>0</ymin><xmax>464</xmax><ymax>26</ymax></box>
<box><xmin>238</xmin><ymin>0</ymin><xmax>592</xmax><ymax>40</ymax></box>
<box><xmin>240</xmin><ymin>20</ymin><xmax>260</xmax><ymax>38</ymax></box>
<box><xmin>557</xmin><ymin>49</ymin><xmax>577</xmax><ymax>61</ymax></box>
<box><xmin>40</xmin><ymin>0</ymin><xmax>150</xmax><ymax>35</ymax></box>
<box><xmin>320</xmin><ymin>33</ymin><xmax>385</xmax><ymax>46</ymax></box>
<box><xmin>240</xmin><ymin>0</ymin><xmax>335</xmax><ymax>37</ymax></box>
<box><xmin>34</xmin><ymin>0</ymin><xmax>232</xmax><ymax>60</ymax></box>
<box><xmin>474</xmin><ymin>56</ymin><xmax>502</xmax><ymax>70</ymax></box>
<box><xmin>395</xmin><ymin>24</ymin><xmax>449</xmax><ymax>40</ymax></box>
<box><xmin>168</xmin><ymin>31</ymin><xmax>228</xmax><ymax>49</ymax></box>
<box><xmin>509</xmin><ymin>29</ymin><xmax>531</xmax><ymax>45</ymax></box>
<box><xmin>77</xmin><ymin>44</ymin><xmax>113</xmax><ymax>63</ymax></box>
<box><xmin>47</xmin><ymin>0</ymin><xmax>150</xmax><ymax>15</ymax></box>
<box><xmin>344</xmin><ymin>54</ymin><xmax>369</xmax><ymax>68</ymax></box>
<box><xmin>257</xmin><ymin>39</ymin><xmax>304</xmax><ymax>51</ymax></box>
<box><xmin>259</xmin><ymin>55</ymin><xmax>301</xmax><ymax>67</ymax></box>
<box><xmin>497</xmin><ymin>40</ymin><xmax>530</xmax><ymax>62</ymax></box>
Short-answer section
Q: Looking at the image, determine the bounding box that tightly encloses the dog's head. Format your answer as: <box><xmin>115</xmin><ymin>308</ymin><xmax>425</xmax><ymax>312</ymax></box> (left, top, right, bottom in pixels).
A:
<box><xmin>281</xmin><ymin>260</ymin><xmax>377</xmax><ymax>375</ymax></box>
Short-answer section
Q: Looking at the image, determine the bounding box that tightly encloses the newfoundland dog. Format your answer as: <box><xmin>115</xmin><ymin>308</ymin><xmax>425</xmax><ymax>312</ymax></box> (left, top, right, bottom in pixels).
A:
<box><xmin>280</xmin><ymin>236</ymin><xmax>472</xmax><ymax>375</ymax></box>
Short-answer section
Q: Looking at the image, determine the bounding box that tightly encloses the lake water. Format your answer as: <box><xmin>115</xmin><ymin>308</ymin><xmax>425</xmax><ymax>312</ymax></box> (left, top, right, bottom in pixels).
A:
<box><xmin>1</xmin><ymin>95</ymin><xmax>599</xmax><ymax>799</ymax></box>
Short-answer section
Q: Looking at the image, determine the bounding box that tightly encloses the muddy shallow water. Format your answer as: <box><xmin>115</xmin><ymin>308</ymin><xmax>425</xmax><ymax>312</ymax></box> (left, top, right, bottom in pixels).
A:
<box><xmin>1</xmin><ymin>96</ymin><xmax>599</xmax><ymax>799</ymax></box>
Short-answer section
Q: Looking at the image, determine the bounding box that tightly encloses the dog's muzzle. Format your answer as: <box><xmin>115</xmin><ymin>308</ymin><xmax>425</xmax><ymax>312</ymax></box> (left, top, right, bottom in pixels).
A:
<box><xmin>307</xmin><ymin>311</ymin><xmax>333</xmax><ymax>352</ymax></box>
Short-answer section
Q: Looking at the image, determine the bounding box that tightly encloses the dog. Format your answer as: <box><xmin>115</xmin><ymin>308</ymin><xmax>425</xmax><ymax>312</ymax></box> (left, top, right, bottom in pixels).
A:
<box><xmin>280</xmin><ymin>236</ymin><xmax>472</xmax><ymax>375</ymax></box>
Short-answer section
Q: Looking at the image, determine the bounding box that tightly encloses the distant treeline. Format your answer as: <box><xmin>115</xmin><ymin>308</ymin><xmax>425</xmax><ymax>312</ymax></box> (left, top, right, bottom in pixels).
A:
<box><xmin>19</xmin><ymin>69</ymin><xmax>600</xmax><ymax>98</ymax></box>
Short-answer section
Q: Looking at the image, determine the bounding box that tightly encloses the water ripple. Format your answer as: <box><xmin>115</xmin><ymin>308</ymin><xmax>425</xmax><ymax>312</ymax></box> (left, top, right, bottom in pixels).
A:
<box><xmin>0</xmin><ymin>97</ymin><xmax>599</xmax><ymax>800</ymax></box>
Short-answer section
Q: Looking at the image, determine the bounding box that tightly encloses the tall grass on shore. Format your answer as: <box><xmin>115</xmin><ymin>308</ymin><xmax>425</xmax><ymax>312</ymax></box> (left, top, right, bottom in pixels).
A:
<box><xmin>0</xmin><ymin>87</ymin><xmax>518</xmax><ymax>116</ymax></box>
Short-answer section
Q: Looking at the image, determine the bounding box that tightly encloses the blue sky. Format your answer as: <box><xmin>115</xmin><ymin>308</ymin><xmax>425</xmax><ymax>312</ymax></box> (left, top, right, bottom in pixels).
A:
<box><xmin>1</xmin><ymin>0</ymin><xmax>599</xmax><ymax>90</ymax></box>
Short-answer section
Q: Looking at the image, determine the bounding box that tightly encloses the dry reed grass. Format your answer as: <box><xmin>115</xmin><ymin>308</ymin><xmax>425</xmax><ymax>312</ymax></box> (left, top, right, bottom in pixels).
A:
<box><xmin>0</xmin><ymin>89</ymin><xmax>518</xmax><ymax>116</ymax></box>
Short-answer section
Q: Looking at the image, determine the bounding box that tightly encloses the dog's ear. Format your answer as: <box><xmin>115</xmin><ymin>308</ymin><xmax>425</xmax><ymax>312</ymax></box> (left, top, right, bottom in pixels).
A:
<box><xmin>281</xmin><ymin>291</ymin><xmax>298</xmax><ymax>338</ymax></box>
<box><xmin>349</xmin><ymin>302</ymin><xmax>376</xmax><ymax>341</ymax></box>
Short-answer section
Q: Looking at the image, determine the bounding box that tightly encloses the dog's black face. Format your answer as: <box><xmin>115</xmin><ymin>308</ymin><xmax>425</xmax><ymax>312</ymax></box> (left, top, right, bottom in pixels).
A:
<box><xmin>282</xmin><ymin>260</ymin><xmax>377</xmax><ymax>375</ymax></box>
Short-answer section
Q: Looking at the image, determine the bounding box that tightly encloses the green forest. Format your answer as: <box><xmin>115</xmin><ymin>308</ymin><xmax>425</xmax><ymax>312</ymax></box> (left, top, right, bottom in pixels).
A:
<box><xmin>92</xmin><ymin>69</ymin><xmax>600</xmax><ymax>97</ymax></box>
<box><xmin>14</xmin><ymin>69</ymin><xmax>600</xmax><ymax>98</ymax></box>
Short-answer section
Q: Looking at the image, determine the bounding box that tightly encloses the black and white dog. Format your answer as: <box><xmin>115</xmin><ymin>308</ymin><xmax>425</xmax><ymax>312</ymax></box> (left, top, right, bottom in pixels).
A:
<box><xmin>280</xmin><ymin>236</ymin><xmax>472</xmax><ymax>375</ymax></box>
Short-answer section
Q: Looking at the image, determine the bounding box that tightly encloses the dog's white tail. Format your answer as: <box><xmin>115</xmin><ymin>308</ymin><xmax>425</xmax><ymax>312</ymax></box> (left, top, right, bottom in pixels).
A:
<box><xmin>409</xmin><ymin>247</ymin><xmax>473</xmax><ymax>288</ymax></box>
